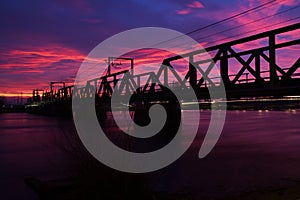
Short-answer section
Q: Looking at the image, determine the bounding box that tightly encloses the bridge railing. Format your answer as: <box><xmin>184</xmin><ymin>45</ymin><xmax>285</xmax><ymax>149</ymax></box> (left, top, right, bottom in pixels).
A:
<box><xmin>162</xmin><ymin>22</ymin><xmax>300</xmax><ymax>95</ymax></box>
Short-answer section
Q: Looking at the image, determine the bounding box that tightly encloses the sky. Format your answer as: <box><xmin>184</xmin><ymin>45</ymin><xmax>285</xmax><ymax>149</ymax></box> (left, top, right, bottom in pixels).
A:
<box><xmin>0</xmin><ymin>0</ymin><xmax>299</xmax><ymax>98</ymax></box>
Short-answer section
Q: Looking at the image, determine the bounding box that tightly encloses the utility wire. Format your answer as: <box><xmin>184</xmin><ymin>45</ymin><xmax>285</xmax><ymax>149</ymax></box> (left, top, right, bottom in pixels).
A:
<box><xmin>151</xmin><ymin>0</ymin><xmax>279</xmax><ymax>47</ymax></box>
<box><xmin>204</xmin><ymin>16</ymin><xmax>300</xmax><ymax>46</ymax></box>
<box><xmin>166</xmin><ymin>5</ymin><xmax>300</xmax><ymax>50</ymax></box>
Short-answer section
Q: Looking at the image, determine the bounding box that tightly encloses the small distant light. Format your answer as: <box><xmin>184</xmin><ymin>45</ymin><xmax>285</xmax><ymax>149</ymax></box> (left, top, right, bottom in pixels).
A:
<box><xmin>258</xmin><ymin>110</ymin><xmax>262</xmax><ymax>112</ymax></box>
<box><xmin>265</xmin><ymin>110</ymin><xmax>269</xmax><ymax>112</ymax></box>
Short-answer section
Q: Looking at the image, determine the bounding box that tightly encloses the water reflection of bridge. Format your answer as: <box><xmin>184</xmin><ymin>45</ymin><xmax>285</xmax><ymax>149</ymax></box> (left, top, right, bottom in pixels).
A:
<box><xmin>26</xmin><ymin>23</ymin><xmax>300</xmax><ymax>115</ymax></box>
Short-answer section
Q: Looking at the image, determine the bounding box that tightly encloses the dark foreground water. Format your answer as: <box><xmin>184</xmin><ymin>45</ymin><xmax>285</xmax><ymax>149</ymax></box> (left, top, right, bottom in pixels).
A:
<box><xmin>1</xmin><ymin>110</ymin><xmax>300</xmax><ymax>199</ymax></box>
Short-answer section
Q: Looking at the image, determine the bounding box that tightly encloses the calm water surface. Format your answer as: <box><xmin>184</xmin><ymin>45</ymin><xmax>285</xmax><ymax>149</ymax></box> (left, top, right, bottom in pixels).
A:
<box><xmin>1</xmin><ymin>110</ymin><xmax>300</xmax><ymax>199</ymax></box>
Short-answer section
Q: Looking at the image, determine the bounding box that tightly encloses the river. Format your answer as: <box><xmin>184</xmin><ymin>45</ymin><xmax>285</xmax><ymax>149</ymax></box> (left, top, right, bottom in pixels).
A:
<box><xmin>1</xmin><ymin>110</ymin><xmax>300</xmax><ymax>199</ymax></box>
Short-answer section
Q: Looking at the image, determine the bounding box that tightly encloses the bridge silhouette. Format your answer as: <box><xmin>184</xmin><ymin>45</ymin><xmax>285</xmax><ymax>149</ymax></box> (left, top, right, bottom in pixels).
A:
<box><xmin>26</xmin><ymin>22</ymin><xmax>300</xmax><ymax>115</ymax></box>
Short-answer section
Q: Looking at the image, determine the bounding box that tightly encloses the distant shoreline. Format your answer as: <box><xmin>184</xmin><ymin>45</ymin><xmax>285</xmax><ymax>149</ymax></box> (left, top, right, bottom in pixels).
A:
<box><xmin>2</xmin><ymin>99</ymin><xmax>300</xmax><ymax>115</ymax></box>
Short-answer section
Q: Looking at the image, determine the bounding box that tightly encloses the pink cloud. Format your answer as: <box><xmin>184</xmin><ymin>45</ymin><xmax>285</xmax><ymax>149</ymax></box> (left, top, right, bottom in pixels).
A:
<box><xmin>176</xmin><ymin>8</ymin><xmax>191</xmax><ymax>15</ymax></box>
<box><xmin>2</xmin><ymin>46</ymin><xmax>86</xmax><ymax>70</ymax></box>
<box><xmin>276</xmin><ymin>0</ymin><xmax>298</xmax><ymax>6</ymax></box>
<box><xmin>188</xmin><ymin>1</ymin><xmax>204</xmax><ymax>9</ymax></box>
<box><xmin>0</xmin><ymin>45</ymin><xmax>87</xmax><ymax>95</ymax></box>
<box><xmin>176</xmin><ymin>1</ymin><xmax>204</xmax><ymax>15</ymax></box>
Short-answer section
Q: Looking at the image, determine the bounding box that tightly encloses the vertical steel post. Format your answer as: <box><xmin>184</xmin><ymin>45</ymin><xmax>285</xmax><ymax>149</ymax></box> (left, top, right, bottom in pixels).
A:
<box><xmin>255</xmin><ymin>53</ymin><xmax>261</xmax><ymax>83</ymax></box>
<box><xmin>220</xmin><ymin>47</ymin><xmax>230</xmax><ymax>88</ymax></box>
<box><xmin>269</xmin><ymin>34</ymin><xmax>278</xmax><ymax>85</ymax></box>
<box><xmin>189</xmin><ymin>55</ymin><xmax>197</xmax><ymax>89</ymax></box>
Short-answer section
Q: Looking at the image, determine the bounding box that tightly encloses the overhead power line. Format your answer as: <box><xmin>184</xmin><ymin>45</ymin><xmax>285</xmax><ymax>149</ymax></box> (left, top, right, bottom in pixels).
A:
<box><xmin>151</xmin><ymin>0</ymin><xmax>280</xmax><ymax>47</ymax></box>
